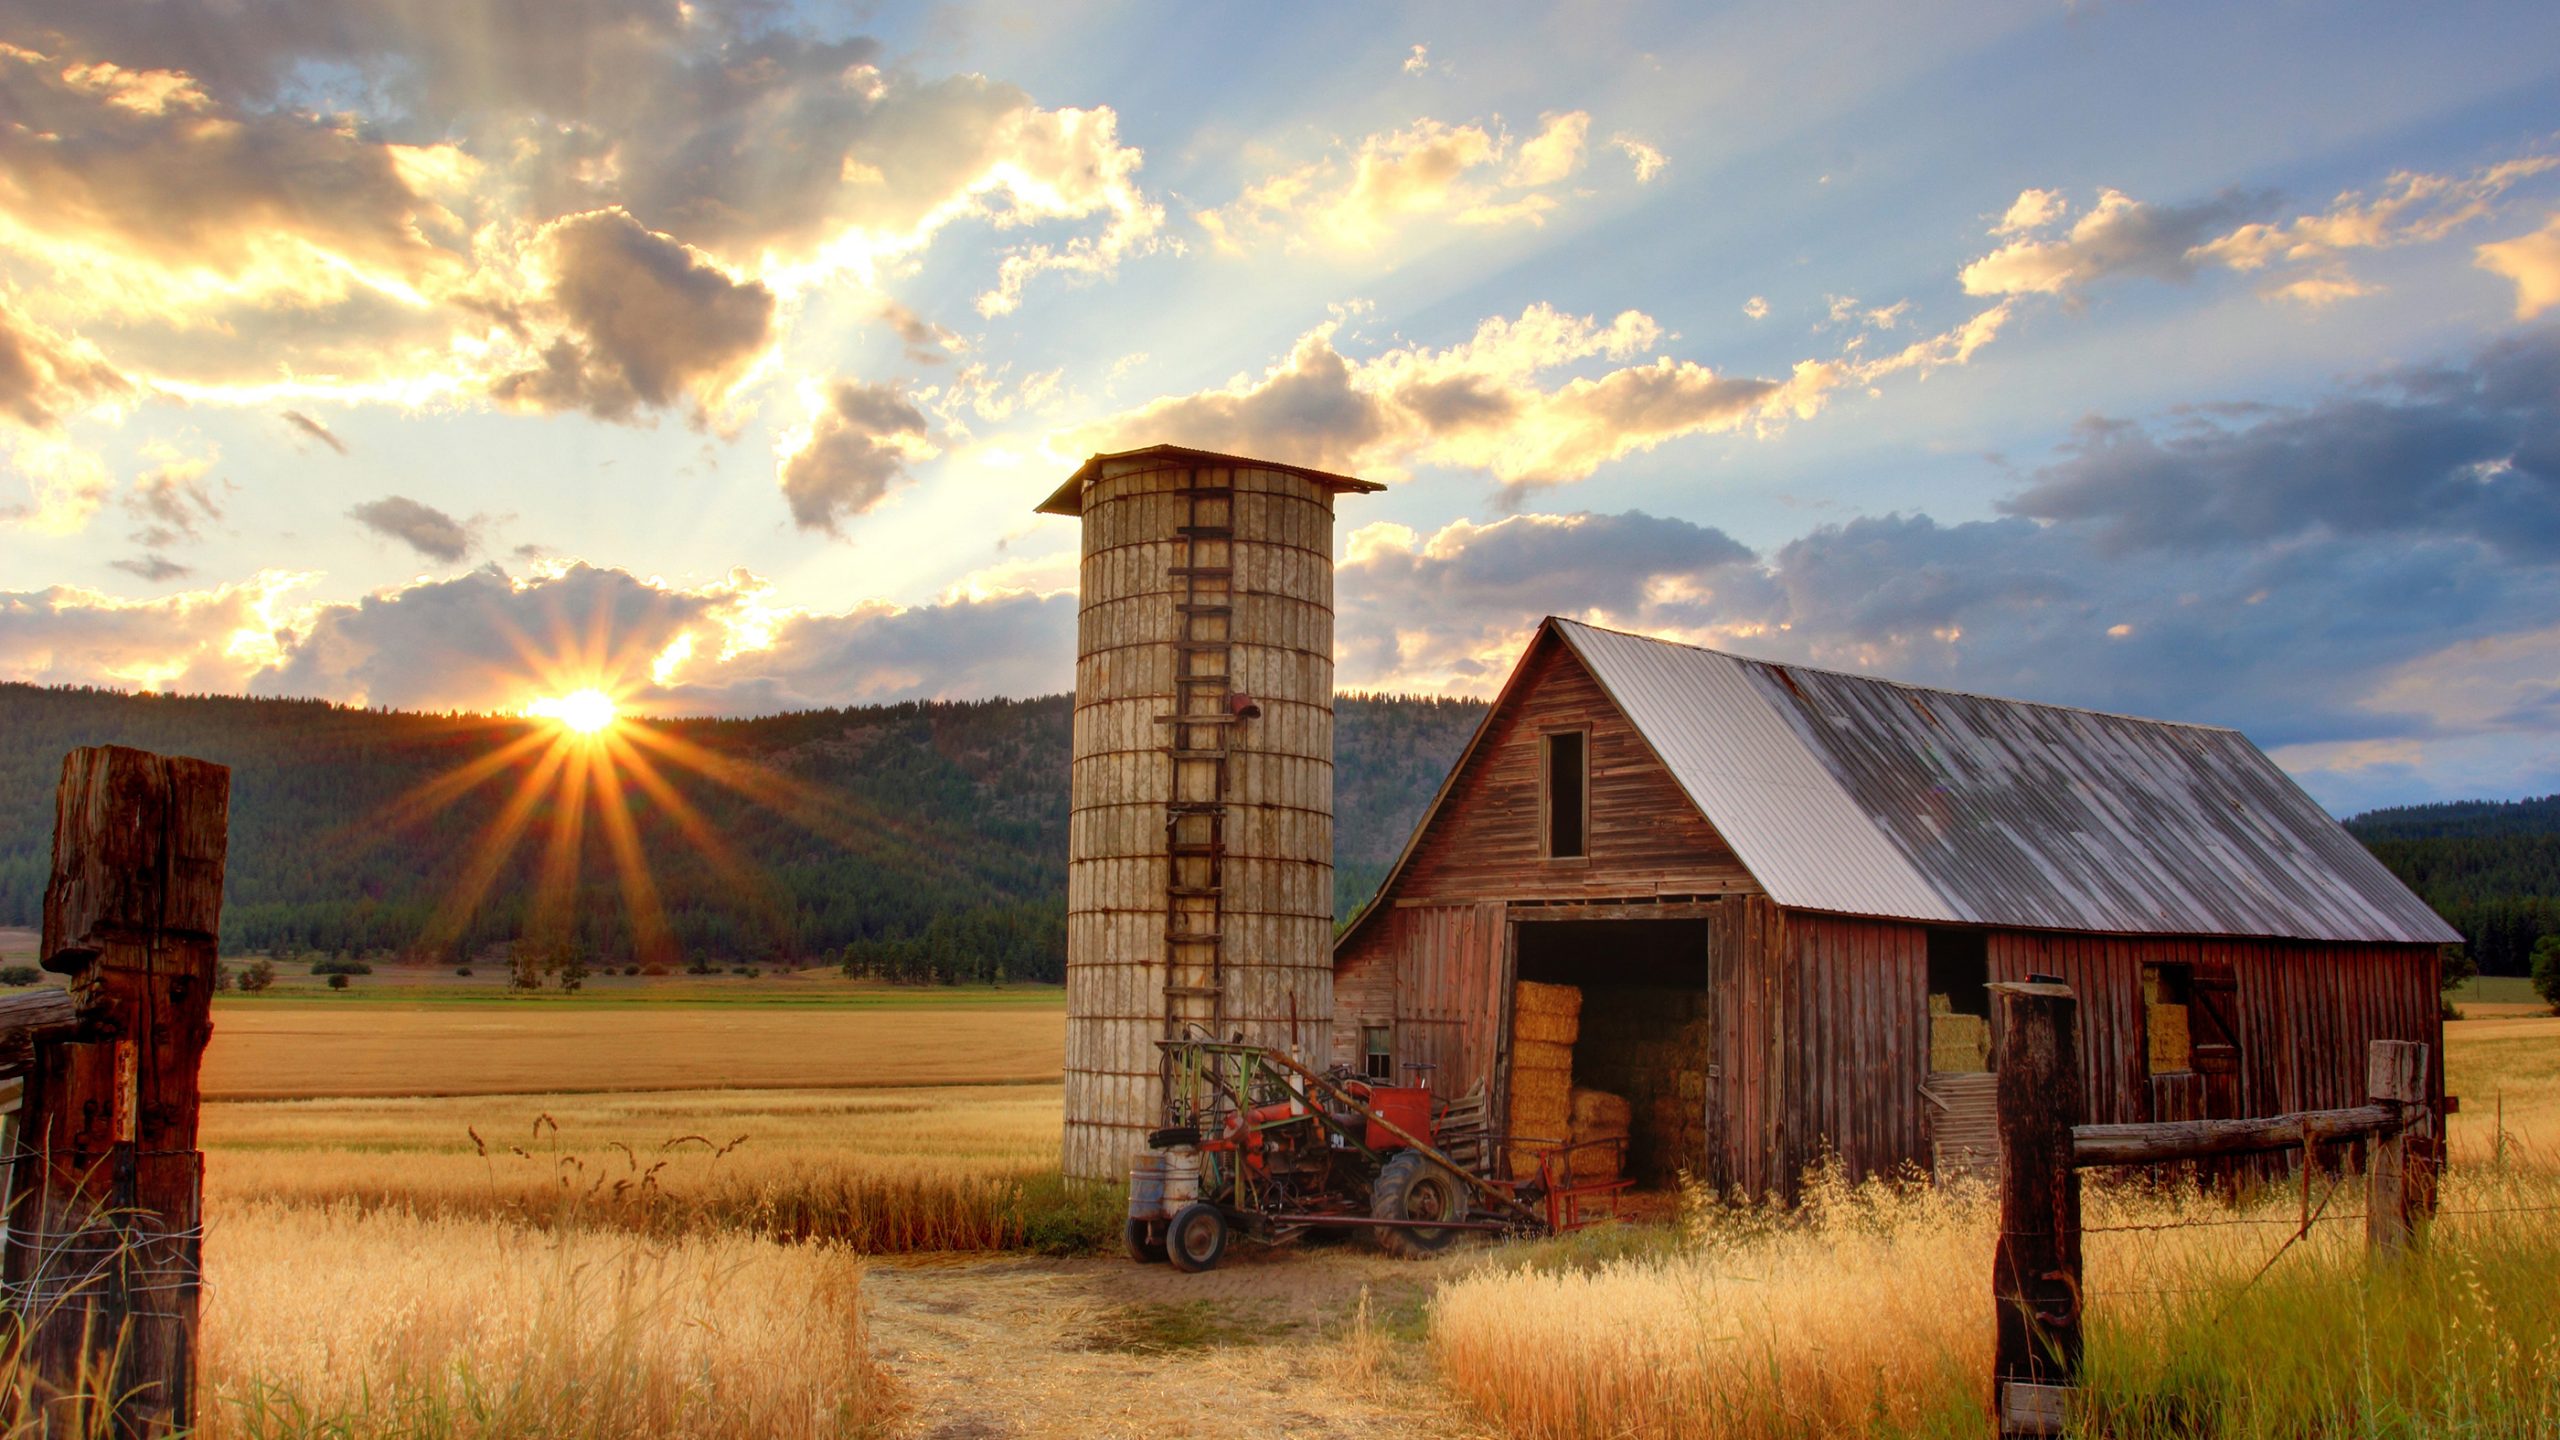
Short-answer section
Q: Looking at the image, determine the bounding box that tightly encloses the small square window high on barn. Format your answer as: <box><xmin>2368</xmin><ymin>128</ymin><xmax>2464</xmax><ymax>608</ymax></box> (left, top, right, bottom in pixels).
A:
<box><xmin>1362</xmin><ymin>1023</ymin><xmax>1393</xmax><ymax>1080</ymax></box>
<box><xmin>2144</xmin><ymin>963</ymin><xmax>2194</xmax><ymax>1075</ymax></box>
<box><xmin>1927</xmin><ymin>929</ymin><xmax>1992</xmax><ymax>1073</ymax></box>
<box><xmin>1543</xmin><ymin>730</ymin><xmax>1587</xmax><ymax>860</ymax></box>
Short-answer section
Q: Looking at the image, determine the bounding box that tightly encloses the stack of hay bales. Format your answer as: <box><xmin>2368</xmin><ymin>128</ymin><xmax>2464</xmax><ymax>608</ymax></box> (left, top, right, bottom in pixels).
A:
<box><xmin>2147</xmin><ymin>1000</ymin><xmax>2191</xmax><ymax>1072</ymax></box>
<box><xmin>1507</xmin><ymin>981</ymin><xmax>1580</xmax><ymax>1181</ymax></box>
<box><xmin>1928</xmin><ymin>993</ymin><xmax>1992</xmax><ymax>1073</ymax></box>
<box><xmin>1566</xmin><ymin>1086</ymin><xmax>1631</xmax><ymax>1186</ymax></box>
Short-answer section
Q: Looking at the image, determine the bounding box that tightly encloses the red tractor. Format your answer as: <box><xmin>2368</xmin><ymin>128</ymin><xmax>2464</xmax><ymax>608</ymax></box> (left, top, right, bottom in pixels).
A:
<box><xmin>1123</xmin><ymin>1038</ymin><xmax>1624</xmax><ymax>1272</ymax></box>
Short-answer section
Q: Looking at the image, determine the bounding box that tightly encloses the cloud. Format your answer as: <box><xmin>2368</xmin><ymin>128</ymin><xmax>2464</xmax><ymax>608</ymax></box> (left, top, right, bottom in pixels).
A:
<box><xmin>1506</xmin><ymin>112</ymin><xmax>1590</xmax><ymax>187</ymax></box>
<box><xmin>1994</xmin><ymin>188</ymin><xmax>2068</xmax><ymax>235</ymax></box>
<box><xmin>280</xmin><ymin>410</ymin><xmax>348</xmax><ymax>454</ymax></box>
<box><xmin>0</xmin><ymin>570</ymin><xmax>308</xmax><ymax>693</ymax></box>
<box><xmin>0</xmin><ymin>433</ymin><xmax>111</xmax><ymax>534</ymax></box>
<box><xmin>1403</xmin><ymin>44</ymin><xmax>1432</xmax><ymax>76</ymax></box>
<box><xmin>489</xmin><ymin>209</ymin><xmax>777</xmax><ymax>425</ymax></box>
<box><xmin>1610</xmin><ymin>134</ymin><xmax>1667</xmax><ymax>184</ymax></box>
<box><xmin>1743</xmin><ymin>296</ymin><xmax>1769</xmax><ymax>320</ymax></box>
<box><xmin>8</xmin><ymin>557</ymin><xmax>1071</xmax><ymax>715</ymax></box>
<box><xmin>1071</xmin><ymin>298</ymin><xmax>2006</xmax><ymax>498</ymax></box>
<box><xmin>0</xmin><ymin>298</ymin><xmax>130</xmax><ymax>430</ymax></box>
<box><xmin>776</xmin><ymin>381</ymin><xmax>934</xmax><ymax>534</ymax></box>
<box><xmin>349</xmin><ymin>495</ymin><xmax>475</xmax><ymax>563</ymax></box>
<box><xmin>2193</xmin><ymin>158</ymin><xmax>2559</xmax><ymax>274</ymax></box>
<box><xmin>121</xmin><ymin>443</ymin><xmax>222</xmax><ymax>547</ymax></box>
<box><xmin>1999</xmin><ymin>324</ymin><xmax>2560</xmax><ymax>562</ymax></box>
<box><xmin>0</xmin><ymin>13</ymin><xmax>1163</xmax><ymax>406</ymax></box>
<box><xmin>2478</xmin><ymin>211</ymin><xmax>2560</xmax><ymax>319</ymax></box>
<box><xmin>109</xmin><ymin>554</ymin><xmax>190</xmax><ymax>583</ymax></box>
<box><xmin>1966</xmin><ymin>156</ymin><xmax>2557</xmax><ymax>304</ymax></box>
<box><xmin>1960</xmin><ymin>187</ymin><xmax>2271</xmax><ymax>296</ymax></box>
<box><xmin>881</xmin><ymin>302</ymin><xmax>957</xmax><ymax>365</ymax></box>
<box><xmin>1197</xmin><ymin>113</ymin><xmax>1588</xmax><ymax>254</ymax></box>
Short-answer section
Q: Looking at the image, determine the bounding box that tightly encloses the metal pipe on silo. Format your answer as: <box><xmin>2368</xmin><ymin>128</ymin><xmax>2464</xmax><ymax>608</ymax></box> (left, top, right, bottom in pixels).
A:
<box><xmin>1036</xmin><ymin>445</ymin><xmax>1381</xmax><ymax>1182</ymax></box>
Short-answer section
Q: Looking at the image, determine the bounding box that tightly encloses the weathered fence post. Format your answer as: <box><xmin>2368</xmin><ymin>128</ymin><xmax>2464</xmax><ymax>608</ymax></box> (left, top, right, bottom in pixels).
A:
<box><xmin>1991</xmin><ymin>979</ymin><xmax>2081</xmax><ymax>1439</ymax></box>
<box><xmin>2365</xmin><ymin>1039</ymin><xmax>2428</xmax><ymax>1257</ymax></box>
<box><xmin>2</xmin><ymin>746</ymin><xmax>228</xmax><ymax>1437</ymax></box>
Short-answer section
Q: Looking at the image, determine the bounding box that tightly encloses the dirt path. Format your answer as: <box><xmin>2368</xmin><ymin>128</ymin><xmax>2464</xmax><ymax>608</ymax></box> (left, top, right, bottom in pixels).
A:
<box><xmin>866</xmin><ymin>1245</ymin><xmax>1488</xmax><ymax>1438</ymax></box>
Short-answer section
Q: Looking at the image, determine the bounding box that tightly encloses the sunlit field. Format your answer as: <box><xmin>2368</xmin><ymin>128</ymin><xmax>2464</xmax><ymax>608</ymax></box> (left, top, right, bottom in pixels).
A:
<box><xmin>201</xmin><ymin>1083</ymin><xmax>1102</xmax><ymax>1253</ymax></box>
<box><xmin>203</xmin><ymin>990</ymin><xmax>1065</xmax><ymax>1098</ymax></box>
<box><xmin>1431</xmin><ymin>1010</ymin><xmax>2560</xmax><ymax>1440</ymax></box>
<box><xmin>202</xmin><ymin>1204</ymin><xmax>889</xmax><ymax>1440</ymax></box>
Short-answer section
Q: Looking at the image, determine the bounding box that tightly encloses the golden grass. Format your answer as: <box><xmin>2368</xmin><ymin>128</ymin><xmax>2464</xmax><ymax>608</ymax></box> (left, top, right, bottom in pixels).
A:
<box><xmin>2444</xmin><ymin>1012</ymin><xmax>2560</xmax><ymax>1164</ymax></box>
<box><xmin>200</xmin><ymin>1202</ymin><xmax>891</xmax><ymax>1439</ymax></box>
<box><xmin>201</xmin><ymin>1084</ymin><xmax>1110</xmax><ymax>1253</ymax></box>
<box><xmin>1431</xmin><ymin>1160</ymin><xmax>2560</xmax><ymax>1440</ymax></box>
<box><xmin>202</xmin><ymin>1001</ymin><xmax>1064</xmax><ymax>1099</ymax></box>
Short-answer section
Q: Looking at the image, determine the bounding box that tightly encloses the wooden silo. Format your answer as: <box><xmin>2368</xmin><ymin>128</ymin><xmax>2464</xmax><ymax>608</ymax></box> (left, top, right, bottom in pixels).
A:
<box><xmin>1037</xmin><ymin>445</ymin><xmax>1382</xmax><ymax>1181</ymax></box>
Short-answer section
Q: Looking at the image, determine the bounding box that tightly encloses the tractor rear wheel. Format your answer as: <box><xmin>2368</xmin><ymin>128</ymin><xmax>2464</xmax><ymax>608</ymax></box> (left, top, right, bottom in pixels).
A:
<box><xmin>1164</xmin><ymin>1202</ymin><xmax>1229</xmax><ymax>1273</ymax></box>
<box><xmin>1124</xmin><ymin>1215</ymin><xmax>1167</xmax><ymax>1264</ymax></box>
<box><xmin>1370</xmin><ymin>1151</ymin><xmax>1470</xmax><ymax>1258</ymax></box>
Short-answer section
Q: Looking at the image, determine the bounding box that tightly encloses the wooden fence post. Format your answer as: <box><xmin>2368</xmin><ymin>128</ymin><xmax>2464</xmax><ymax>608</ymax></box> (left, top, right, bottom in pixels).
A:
<box><xmin>2365</xmin><ymin>1040</ymin><xmax>2427</xmax><ymax>1258</ymax></box>
<box><xmin>2</xmin><ymin>746</ymin><xmax>228</xmax><ymax>1438</ymax></box>
<box><xmin>1991</xmin><ymin>979</ymin><xmax>2082</xmax><ymax>1439</ymax></box>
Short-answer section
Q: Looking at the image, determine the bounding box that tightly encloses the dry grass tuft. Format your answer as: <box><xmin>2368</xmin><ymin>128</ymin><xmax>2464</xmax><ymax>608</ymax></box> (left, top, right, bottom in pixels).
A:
<box><xmin>200</xmin><ymin>1202</ymin><xmax>893</xmax><ymax>1440</ymax></box>
<box><xmin>1432</xmin><ymin>1157</ymin><xmax>2560</xmax><ymax>1440</ymax></box>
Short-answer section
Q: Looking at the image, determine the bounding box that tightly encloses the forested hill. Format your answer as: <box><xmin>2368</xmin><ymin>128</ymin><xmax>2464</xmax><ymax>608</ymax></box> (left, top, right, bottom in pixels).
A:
<box><xmin>6</xmin><ymin>684</ymin><xmax>2545</xmax><ymax>978</ymax></box>
<box><xmin>0</xmin><ymin>685</ymin><xmax>1485</xmax><ymax>979</ymax></box>
<box><xmin>2345</xmin><ymin>795</ymin><xmax>2560</xmax><ymax>975</ymax></box>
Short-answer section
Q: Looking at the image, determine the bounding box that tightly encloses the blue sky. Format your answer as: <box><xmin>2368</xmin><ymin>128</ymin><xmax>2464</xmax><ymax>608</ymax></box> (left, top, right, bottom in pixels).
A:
<box><xmin>3</xmin><ymin>0</ymin><xmax>2558</xmax><ymax>813</ymax></box>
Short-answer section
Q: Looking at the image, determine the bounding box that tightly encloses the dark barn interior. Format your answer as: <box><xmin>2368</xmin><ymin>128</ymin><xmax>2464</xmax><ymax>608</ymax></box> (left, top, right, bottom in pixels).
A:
<box><xmin>1515</xmin><ymin>918</ymin><xmax>1714</xmax><ymax>1186</ymax></box>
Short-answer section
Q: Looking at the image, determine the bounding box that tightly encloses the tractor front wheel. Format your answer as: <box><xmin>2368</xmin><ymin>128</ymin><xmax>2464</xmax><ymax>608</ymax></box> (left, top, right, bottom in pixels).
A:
<box><xmin>1164</xmin><ymin>1202</ymin><xmax>1229</xmax><ymax>1273</ymax></box>
<box><xmin>1370</xmin><ymin>1151</ymin><xmax>1470</xmax><ymax>1258</ymax></box>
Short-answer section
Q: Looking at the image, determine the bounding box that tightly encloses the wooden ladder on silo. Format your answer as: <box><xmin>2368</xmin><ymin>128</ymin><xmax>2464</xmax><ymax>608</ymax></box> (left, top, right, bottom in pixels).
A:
<box><xmin>1156</xmin><ymin>467</ymin><xmax>1235</xmax><ymax>1084</ymax></box>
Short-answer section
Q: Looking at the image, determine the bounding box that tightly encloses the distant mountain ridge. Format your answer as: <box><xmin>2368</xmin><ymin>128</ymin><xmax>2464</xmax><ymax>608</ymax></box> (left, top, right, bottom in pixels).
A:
<box><xmin>0</xmin><ymin>684</ymin><xmax>1484</xmax><ymax>978</ymax></box>
<box><xmin>3</xmin><ymin>685</ymin><xmax>2545</xmax><ymax>975</ymax></box>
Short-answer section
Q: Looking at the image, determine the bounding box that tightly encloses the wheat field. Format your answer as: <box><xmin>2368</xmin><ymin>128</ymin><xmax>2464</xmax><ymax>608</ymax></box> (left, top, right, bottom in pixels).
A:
<box><xmin>1429</xmin><ymin>1011</ymin><xmax>2560</xmax><ymax>1440</ymax></box>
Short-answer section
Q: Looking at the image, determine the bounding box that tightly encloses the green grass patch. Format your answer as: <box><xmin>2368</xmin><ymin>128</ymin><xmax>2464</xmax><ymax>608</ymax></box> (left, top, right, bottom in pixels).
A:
<box><xmin>1081</xmin><ymin>1301</ymin><xmax>1288</xmax><ymax>1355</ymax></box>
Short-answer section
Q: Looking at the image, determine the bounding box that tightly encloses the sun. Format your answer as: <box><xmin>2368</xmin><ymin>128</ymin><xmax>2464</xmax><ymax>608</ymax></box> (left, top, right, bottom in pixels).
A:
<box><xmin>527</xmin><ymin>688</ymin><xmax>620</xmax><ymax>735</ymax></box>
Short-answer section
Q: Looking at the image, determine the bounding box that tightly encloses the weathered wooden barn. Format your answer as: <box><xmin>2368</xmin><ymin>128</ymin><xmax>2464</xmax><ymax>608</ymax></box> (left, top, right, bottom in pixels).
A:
<box><xmin>1332</xmin><ymin>617</ymin><xmax>2459</xmax><ymax>1198</ymax></box>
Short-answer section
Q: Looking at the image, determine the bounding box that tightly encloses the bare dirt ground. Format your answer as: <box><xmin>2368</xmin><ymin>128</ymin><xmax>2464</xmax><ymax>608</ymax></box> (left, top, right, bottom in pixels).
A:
<box><xmin>867</xmin><ymin>1244</ymin><xmax>1490</xmax><ymax>1439</ymax></box>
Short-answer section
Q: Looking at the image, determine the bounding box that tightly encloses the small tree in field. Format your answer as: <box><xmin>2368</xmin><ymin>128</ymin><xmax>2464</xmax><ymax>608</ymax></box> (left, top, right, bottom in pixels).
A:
<box><xmin>237</xmin><ymin>958</ymin><xmax>276</xmax><ymax>993</ymax></box>
<box><xmin>2532</xmin><ymin>935</ymin><xmax>2560</xmax><ymax>1015</ymax></box>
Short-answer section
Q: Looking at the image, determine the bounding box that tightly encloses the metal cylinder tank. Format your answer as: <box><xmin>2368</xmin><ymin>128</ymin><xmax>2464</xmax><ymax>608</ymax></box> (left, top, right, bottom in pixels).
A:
<box><xmin>1037</xmin><ymin>445</ymin><xmax>1381</xmax><ymax>1182</ymax></box>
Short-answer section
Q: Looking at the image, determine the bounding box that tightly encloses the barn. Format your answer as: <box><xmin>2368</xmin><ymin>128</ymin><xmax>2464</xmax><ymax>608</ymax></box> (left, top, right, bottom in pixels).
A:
<box><xmin>1331</xmin><ymin>617</ymin><xmax>2460</xmax><ymax>1199</ymax></box>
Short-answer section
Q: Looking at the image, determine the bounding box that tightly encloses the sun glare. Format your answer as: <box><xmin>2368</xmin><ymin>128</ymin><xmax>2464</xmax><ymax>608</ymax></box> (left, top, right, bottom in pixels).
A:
<box><xmin>528</xmin><ymin>688</ymin><xmax>620</xmax><ymax>735</ymax></box>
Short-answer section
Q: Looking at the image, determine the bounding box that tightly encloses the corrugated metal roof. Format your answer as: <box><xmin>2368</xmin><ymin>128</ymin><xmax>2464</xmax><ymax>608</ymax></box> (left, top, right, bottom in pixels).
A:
<box><xmin>1553</xmin><ymin>619</ymin><xmax>2459</xmax><ymax>944</ymax></box>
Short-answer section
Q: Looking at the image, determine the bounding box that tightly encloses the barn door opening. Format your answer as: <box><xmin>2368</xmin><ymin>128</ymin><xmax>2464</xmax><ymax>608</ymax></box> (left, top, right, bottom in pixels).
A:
<box><xmin>1511</xmin><ymin>918</ymin><xmax>1716</xmax><ymax>1187</ymax></box>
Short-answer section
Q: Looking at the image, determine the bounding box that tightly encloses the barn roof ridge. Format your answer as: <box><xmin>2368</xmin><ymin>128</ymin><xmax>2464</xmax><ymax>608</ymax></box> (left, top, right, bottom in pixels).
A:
<box><xmin>1545</xmin><ymin>616</ymin><xmax>2244</xmax><ymax>735</ymax></box>
<box><xmin>1338</xmin><ymin>616</ymin><xmax>2459</xmax><ymax>950</ymax></box>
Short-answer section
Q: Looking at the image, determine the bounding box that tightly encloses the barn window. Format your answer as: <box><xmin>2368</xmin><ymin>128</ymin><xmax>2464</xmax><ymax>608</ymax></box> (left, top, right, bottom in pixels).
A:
<box><xmin>2144</xmin><ymin>963</ymin><xmax>2194</xmax><ymax>1075</ymax></box>
<box><xmin>1543</xmin><ymin>730</ymin><xmax>1588</xmax><ymax>860</ymax></box>
<box><xmin>1362</xmin><ymin>1023</ymin><xmax>1394</xmax><ymax>1081</ymax></box>
<box><xmin>1927</xmin><ymin>929</ymin><xmax>1991</xmax><ymax>1073</ymax></box>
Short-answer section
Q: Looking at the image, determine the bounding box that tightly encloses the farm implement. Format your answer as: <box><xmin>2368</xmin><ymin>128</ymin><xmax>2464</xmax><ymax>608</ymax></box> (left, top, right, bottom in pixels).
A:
<box><xmin>1124</xmin><ymin>1037</ymin><xmax>1628</xmax><ymax>1272</ymax></box>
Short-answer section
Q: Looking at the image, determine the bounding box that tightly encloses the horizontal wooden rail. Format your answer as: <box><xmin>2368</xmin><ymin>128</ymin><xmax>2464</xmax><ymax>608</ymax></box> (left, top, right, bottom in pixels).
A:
<box><xmin>2071</xmin><ymin>1104</ymin><xmax>2398</xmax><ymax>1168</ymax></box>
<box><xmin>0</xmin><ymin>988</ymin><xmax>79</xmax><ymax>1076</ymax></box>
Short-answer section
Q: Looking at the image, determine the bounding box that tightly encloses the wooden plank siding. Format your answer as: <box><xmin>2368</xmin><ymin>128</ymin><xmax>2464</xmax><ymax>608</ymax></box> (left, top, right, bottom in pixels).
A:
<box><xmin>1986</xmin><ymin>931</ymin><xmax>2443</xmax><ymax>1129</ymax></box>
<box><xmin>1331</xmin><ymin>902</ymin><xmax>1508</xmax><ymax>1105</ymax></box>
<box><xmin>1390</xmin><ymin>633</ymin><xmax>1761</xmax><ymax>904</ymax></box>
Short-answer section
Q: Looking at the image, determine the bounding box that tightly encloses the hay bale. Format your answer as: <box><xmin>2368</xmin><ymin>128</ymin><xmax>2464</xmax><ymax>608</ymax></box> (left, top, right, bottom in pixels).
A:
<box><xmin>1510</xmin><ymin>1038</ymin><xmax>1575</xmax><ymax>1074</ymax></box>
<box><xmin>1514</xmin><ymin>1009</ymin><xmax>1580</xmax><ymax>1045</ymax></box>
<box><xmin>1563</xmin><ymin>1144</ymin><xmax>1623</xmax><ymax>1187</ymax></box>
<box><xmin>2149</xmin><ymin>1002</ymin><xmax>2191</xmax><ymax>1072</ymax></box>
<box><xmin>1929</xmin><ymin>1012</ymin><xmax>1991</xmax><ymax>1074</ymax></box>
<box><xmin>1514</xmin><ymin>980</ymin><xmax>1583</xmax><ymax>1020</ymax></box>
<box><xmin>1569</xmin><ymin>1087</ymin><xmax>1633</xmax><ymax>1139</ymax></box>
<box><xmin>1509</xmin><ymin>1066</ymin><xmax>1571</xmax><ymax>1112</ymax></box>
<box><xmin>1928</xmin><ymin>992</ymin><xmax>1953</xmax><ymax>1016</ymax></box>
